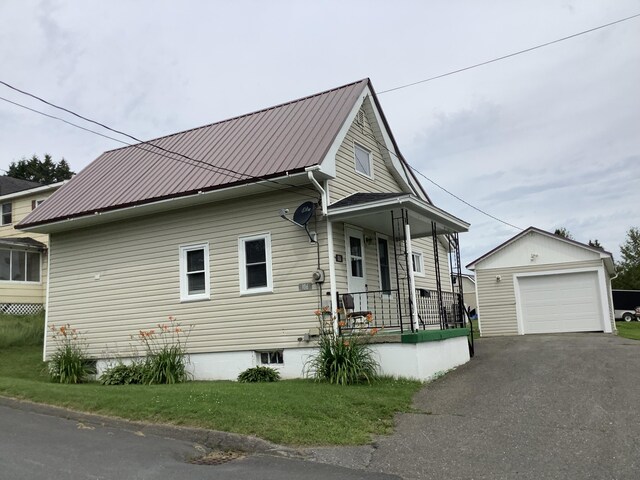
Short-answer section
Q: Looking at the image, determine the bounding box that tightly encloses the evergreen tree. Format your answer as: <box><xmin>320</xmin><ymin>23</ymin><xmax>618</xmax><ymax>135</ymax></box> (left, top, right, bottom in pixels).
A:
<box><xmin>612</xmin><ymin>227</ymin><xmax>640</xmax><ymax>290</ymax></box>
<box><xmin>6</xmin><ymin>154</ymin><xmax>74</xmax><ymax>184</ymax></box>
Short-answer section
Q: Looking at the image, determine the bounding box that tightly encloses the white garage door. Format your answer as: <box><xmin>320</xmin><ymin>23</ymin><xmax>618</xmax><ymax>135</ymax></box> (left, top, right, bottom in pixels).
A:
<box><xmin>517</xmin><ymin>271</ymin><xmax>603</xmax><ymax>334</ymax></box>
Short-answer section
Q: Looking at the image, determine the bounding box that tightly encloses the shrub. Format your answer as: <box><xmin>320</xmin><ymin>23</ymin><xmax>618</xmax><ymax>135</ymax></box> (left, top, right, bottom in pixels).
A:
<box><xmin>306</xmin><ymin>310</ymin><xmax>379</xmax><ymax>385</ymax></box>
<box><xmin>136</xmin><ymin>316</ymin><xmax>192</xmax><ymax>384</ymax></box>
<box><xmin>99</xmin><ymin>361</ymin><xmax>146</xmax><ymax>385</ymax></box>
<box><xmin>47</xmin><ymin>324</ymin><xmax>95</xmax><ymax>384</ymax></box>
<box><xmin>237</xmin><ymin>366</ymin><xmax>281</xmax><ymax>383</ymax></box>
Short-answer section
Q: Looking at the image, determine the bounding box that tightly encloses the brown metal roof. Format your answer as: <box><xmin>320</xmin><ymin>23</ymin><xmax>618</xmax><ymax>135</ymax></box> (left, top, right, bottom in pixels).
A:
<box><xmin>19</xmin><ymin>79</ymin><xmax>369</xmax><ymax>228</ymax></box>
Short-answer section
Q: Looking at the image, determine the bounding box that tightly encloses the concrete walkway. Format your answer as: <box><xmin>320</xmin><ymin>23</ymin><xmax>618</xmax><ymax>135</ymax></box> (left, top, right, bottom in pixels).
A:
<box><xmin>310</xmin><ymin>334</ymin><xmax>640</xmax><ymax>479</ymax></box>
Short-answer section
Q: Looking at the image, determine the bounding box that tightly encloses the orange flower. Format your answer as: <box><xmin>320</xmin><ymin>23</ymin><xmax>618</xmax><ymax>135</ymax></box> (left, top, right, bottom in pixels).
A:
<box><xmin>338</xmin><ymin>320</ymin><xmax>346</xmax><ymax>327</ymax></box>
<box><xmin>343</xmin><ymin>340</ymin><xmax>350</xmax><ymax>347</ymax></box>
<box><xmin>370</xmin><ymin>328</ymin><xmax>379</xmax><ymax>335</ymax></box>
<box><xmin>314</xmin><ymin>309</ymin><xmax>322</xmax><ymax>316</ymax></box>
<box><xmin>168</xmin><ymin>315</ymin><xmax>176</xmax><ymax>321</ymax></box>
<box><xmin>366</xmin><ymin>313</ymin><xmax>373</xmax><ymax>323</ymax></box>
<box><xmin>59</xmin><ymin>325</ymin><xmax>67</xmax><ymax>335</ymax></box>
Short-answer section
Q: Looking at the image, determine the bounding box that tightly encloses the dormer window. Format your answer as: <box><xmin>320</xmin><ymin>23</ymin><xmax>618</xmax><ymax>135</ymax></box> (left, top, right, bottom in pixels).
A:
<box><xmin>354</xmin><ymin>143</ymin><xmax>372</xmax><ymax>178</ymax></box>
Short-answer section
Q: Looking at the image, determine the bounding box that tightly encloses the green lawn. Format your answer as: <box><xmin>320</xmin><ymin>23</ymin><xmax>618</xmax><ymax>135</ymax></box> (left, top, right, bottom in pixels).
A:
<box><xmin>0</xmin><ymin>315</ymin><xmax>423</xmax><ymax>446</ymax></box>
<box><xmin>616</xmin><ymin>321</ymin><xmax>640</xmax><ymax>340</ymax></box>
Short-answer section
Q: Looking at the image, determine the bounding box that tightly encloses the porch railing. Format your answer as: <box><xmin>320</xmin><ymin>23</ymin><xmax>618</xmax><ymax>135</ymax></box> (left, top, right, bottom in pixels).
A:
<box><xmin>336</xmin><ymin>288</ymin><xmax>466</xmax><ymax>333</ymax></box>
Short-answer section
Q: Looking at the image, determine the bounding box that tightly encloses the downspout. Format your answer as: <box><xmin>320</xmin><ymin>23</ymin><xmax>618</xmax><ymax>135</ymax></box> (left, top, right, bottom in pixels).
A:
<box><xmin>404</xmin><ymin>222</ymin><xmax>420</xmax><ymax>332</ymax></box>
<box><xmin>306</xmin><ymin>168</ymin><xmax>338</xmax><ymax>333</ymax></box>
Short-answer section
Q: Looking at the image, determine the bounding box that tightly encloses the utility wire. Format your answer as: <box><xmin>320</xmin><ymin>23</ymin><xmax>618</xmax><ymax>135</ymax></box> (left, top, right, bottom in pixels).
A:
<box><xmin>359</xmin><ymin>98</ymin><xmax>523</xmax><ymax>230</ymax></box>
<box><xmin>0</xmin><ymin>80</ymin><xmax>319</xmax><ymax>197</ymax></box>
<box><xmin>0</xmin><ymin>93</ymin><xmax>319</xmax><ymax>200</ymax></box>
<box><xmin>378</xmin><ymin>12</ymin><xmax>640</xmax><ymax>94</ymax></box>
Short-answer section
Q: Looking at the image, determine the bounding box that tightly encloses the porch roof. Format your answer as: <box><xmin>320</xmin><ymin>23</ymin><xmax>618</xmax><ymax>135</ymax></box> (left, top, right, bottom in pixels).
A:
<box><xmin>327</xmin><ymin>192</ymin><xmax>469</xmax><ymax>237</ymax></box>
<box><xmin>0</xmin><ymin>237</ymin><xmax>47</xmax><ymax>251</ymax></box>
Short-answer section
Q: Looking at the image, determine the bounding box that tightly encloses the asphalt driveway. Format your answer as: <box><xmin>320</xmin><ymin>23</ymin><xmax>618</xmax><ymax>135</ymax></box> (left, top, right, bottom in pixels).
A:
<box><xmin>310</xmin><ymin>334</ymin><xmax>640</xmax><ymax>479</ymax></box>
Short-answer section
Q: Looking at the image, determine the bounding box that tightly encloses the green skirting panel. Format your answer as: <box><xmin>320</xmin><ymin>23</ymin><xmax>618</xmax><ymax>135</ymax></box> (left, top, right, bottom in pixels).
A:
<box><xmin>401</xmin><ymin>328</ymin><xmax>470</xmax><ymax>344</ymax></box>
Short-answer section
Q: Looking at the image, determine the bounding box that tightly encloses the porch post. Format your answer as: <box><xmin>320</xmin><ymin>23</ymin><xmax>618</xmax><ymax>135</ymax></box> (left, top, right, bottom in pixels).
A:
<box><xmin>326</xmin><ymin>218</ymin><xmax>339</xmax><ymax>334</ymax></box>
<box><xmin>404</xmin><ymin>222</ymin><xmax>420</xmax><ymax>332</ymax></box>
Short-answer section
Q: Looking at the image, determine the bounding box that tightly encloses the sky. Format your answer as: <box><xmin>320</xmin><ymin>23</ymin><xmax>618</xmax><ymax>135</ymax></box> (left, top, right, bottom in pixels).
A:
<box><xmin>1</xmin><ymin>0</ymin><xmax>638</xmax><ymax>270</ymax></box>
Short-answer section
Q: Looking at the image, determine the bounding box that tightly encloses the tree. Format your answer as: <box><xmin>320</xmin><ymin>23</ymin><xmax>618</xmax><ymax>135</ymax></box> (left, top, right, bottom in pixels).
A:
<box><xmin>588</xmin><ymin>239</ymin><xmax>603</xmax><ymax>249</ymax></box>
<box><xmin>612</xmin><ymin>227</ymin><xmax>640</xmax><ymax>290</ymax></box>
<box><xmin>6</xmin><ymin>154</ymin><xmax>74</xmax><ymax>184</ymax></box>
<box><xmin>553</xmin><ymin>227</ymin><xmax>573</xmax><ymax>239</ymax></box>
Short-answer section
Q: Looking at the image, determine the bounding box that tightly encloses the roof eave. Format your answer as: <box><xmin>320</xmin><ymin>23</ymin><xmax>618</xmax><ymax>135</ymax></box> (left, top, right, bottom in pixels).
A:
<box><xmin>18</xmin><ymin>170</ymin><xmax>313</xmax><ymax>234</ymax></box>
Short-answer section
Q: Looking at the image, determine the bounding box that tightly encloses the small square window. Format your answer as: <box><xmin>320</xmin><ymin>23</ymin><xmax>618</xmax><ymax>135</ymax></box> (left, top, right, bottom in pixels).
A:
<box><xmin>412</xmin><ymin>251</ymin><xmax>424</xmax><ymax>276</ymax></box>
<box><xmin>1</xmin><ymin>203</ymin><xmax>12</xmax><ymax>225</ymax></box>
<box><xmin>354</xmin><ymin>143</ymin><xmax>372</xmax><ymax>178</ymax></box>
<box><xmin>259</xmin><ymin>351</ymin><xmax>283</xmax><ymax>365</ymax></box>
<box><xmin>179</xmin><ymin>243</ymin><xmax>210</xmax><ymax>302</ymax></box>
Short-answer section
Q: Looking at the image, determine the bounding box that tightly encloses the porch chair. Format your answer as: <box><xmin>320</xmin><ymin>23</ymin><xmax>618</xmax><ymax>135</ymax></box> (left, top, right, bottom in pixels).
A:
<box><xmin>341</xmin><ymin>294</ymin><xmax>372</xmax><ymax>330</ymax></box>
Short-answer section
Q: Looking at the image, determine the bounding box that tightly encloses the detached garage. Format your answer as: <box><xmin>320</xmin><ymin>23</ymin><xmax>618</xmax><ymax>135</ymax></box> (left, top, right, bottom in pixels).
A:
<box><xmin>467</xmin><ymin>227</ymin><xmax>616</xmax><ymax>336</ymax></box>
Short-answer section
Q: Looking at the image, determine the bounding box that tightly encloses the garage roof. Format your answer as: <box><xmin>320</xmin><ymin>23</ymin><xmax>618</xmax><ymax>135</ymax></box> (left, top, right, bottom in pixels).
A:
<box><xmin>466</xmin><ymin>226</ymin><xmax>615</xmax><ymax>274</ymax></box>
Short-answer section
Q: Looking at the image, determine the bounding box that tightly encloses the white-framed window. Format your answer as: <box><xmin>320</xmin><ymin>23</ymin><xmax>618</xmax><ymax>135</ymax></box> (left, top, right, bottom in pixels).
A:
<box><xmin>353</xmin><ymin>143</ymin><xmax>373</xmax><ymax>178</ymax></box>
<box><xmin>411</xmin><ymin>251</ymin><xmax>424</xmax><ymax>276</ymax></box>
<box><xmin>1</xmin><ymin>203</ymin><xmax>12</xmax><ymax>225</ymax></box>
<box><xmin>0</xmin><ymin>249</ymin><xmax>41</xmax><ymax>283</ymax></box>
<box><xmin>31</xmin><ymin>199</ymin><xmax>46</xmax><ymax>210</ymax></box>
<box><xmin>258</xmin><ymin>350</ymin><xmax>283</xmax><ymax>365</ymax></box>
<box><xmin>179</xmin><ymin>243</ymin><xmax>210</xmax><ymax>302</ymax></box>
<box><xmin>239</xmin><ymin>233</ymin><xmax>273</xmax><ymax>295</ymax></box>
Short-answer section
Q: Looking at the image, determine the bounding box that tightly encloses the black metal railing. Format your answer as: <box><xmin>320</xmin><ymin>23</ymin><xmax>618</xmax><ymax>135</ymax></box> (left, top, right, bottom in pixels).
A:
<box><xmin>415</xmin><ymin>289</ymin><xmax>465</xmax><ymax>330</ymax></box>
<box><xmin>336</xmin><ymin>288</ymin><xmax>467</xmax><ymax>334</ymax></box>
<box><xmin>336</xmin><ymin>290</ymin><xmax>405</xmax><ymax>332</ymax></box>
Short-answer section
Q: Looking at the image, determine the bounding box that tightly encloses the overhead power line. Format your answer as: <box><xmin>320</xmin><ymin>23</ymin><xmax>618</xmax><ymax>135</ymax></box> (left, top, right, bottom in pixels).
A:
<box><xmin>360</xmin><ymin>97</ymin><xmax>523</xmax><ymax>230</ymax></box>
<box><xmin>378</xmin><ymin>12</ymin><xmax>640</xmax><ymax>94</ymax></box>
<box><xmin>0</xmin><ymin>81</ymin><xmax>319</xmax><ymax>199</ymax></box>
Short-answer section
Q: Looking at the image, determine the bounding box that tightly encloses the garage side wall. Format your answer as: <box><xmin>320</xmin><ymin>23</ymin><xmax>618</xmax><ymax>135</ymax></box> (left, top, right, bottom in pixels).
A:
<box><xmin>477</xmin><ymin>260</ymin><xmax>604</xmax><ymax>336</ymax></box>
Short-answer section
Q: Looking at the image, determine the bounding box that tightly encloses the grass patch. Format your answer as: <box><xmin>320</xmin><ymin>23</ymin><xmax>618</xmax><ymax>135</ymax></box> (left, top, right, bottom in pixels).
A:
<box><xmin>0</xmin><ymin>313</ymin><xmax>45</xmax><ymax>348</ymax></box>
<box><xmin>616</xmin><ymin>321</ymin><xmax>640</xmax><ymax>340</ymax></box>
<box><xmin>0</xmin><ymin>315</ymin><xmax>422</xmax><ymax>446</ymax></box>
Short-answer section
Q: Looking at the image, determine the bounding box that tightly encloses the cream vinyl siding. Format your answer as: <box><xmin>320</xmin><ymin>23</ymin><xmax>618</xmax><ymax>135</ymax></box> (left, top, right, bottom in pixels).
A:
<box><xmin>476</xmin><ymin>260</ymin><xmax>604</xmax><ymax>337</ymax></box>
<box><xmin>0</xmin><ymin>193</ymin><xmax>50</xmax><ymax>244</ymax></box>
<box><xmin>329</xmin><ymin>102</ymin><xmax>405</xmax><ymax>203</ymax></box>
<box><xmin>45</xmin><ymin>189</ymin><xmax>328</xmax><ymax>359</ymax></box>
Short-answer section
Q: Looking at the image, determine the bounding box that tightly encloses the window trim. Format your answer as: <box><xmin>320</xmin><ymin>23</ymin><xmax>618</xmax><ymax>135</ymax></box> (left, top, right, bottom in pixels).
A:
<box><xmin>1</xmin><ymin>202</ymin><xmax>12</xmax><ymax>226</ymax></box>
<box><xmin>412</xmin><ymin>250</ymin><xmax>425</xmax><ymax>277</ymax></box>
<box><xmin>0</xmin><ymin>248</ymin><xmax>42</xmax><ymax>284</ymax></box>
<box><xmin>353</xmin><ymin>142</ymin><xmax>373</xmax><ymax>179</ymax></box>
<box><xmin>179</xmin><ymin>243</ymin><xmax>210</xmax><ymax>302</ymax></box>
<box><xmin>238</xmin><ymin>233</ymin><xmax>273</xmax><ymax>295</ymax></box>
<box><xmin>258</xmin><ymin>350</ymin><xmax>284</xmax><ymax>365</ymax></box>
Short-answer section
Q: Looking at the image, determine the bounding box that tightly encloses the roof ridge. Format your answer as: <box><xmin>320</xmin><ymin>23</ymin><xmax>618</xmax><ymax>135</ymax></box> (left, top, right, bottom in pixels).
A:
<box><xmin>103</xmin><ymin>78</ymin><xmax>370</xmax><ymax>154</ymax></box>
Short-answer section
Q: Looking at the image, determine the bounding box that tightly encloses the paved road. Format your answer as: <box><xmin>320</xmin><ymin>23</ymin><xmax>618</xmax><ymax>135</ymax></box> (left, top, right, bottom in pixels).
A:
<box><xmin>0</xmin><ymin>404</ymin><xmax>398</xmax><ymax>480</ymax></box>
<box><xmin>311</xmin><ymin>334</ymin><xmax>640</xmax><ymax>479</ymax></box>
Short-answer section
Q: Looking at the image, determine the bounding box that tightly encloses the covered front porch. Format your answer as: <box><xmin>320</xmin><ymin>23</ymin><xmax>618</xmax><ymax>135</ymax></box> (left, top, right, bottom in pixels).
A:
<box><xmin>325</xmin><ymin>193</ymin><xmax>472</xmax><ymax>351</ymax></box>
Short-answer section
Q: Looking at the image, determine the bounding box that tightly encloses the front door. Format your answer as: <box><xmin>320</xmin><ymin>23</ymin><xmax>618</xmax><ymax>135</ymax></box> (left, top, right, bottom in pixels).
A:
<box><xmin>345</xmin><ymin>227</ymin><xmax>367</xmax><ymax>310</ymax></box>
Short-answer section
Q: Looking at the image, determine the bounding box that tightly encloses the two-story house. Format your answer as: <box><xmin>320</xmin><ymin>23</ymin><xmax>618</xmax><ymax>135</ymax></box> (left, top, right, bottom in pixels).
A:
<box><xmin>1</xmin><ymin>178</ymin><xmax>64</xmax><ymax>314</ymax></box>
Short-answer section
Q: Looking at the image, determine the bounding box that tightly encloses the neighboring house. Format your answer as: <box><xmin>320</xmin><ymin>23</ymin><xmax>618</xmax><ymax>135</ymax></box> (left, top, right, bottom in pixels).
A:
<box><xmin>0</xmin><ymin>179</ymin><xmax>65</xmax><ymax>314</ymax></box>
<box><xmin>467</xmin><ymin>227</ymin><xmax>616</xmax><ymax>337</ymax></box>
<box><xmin>453</xmin><ymin>273</ymin><xmax>477</xmax><ymax>314</ymax></box>
<box><xmin>19</xmin><ymin>79</ymin><xmax>472</xmax><ymax>380</ymax></box>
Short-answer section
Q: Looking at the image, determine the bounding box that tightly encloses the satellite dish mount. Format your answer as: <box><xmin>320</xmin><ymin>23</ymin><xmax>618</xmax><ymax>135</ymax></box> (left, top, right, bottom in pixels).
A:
<box><xmin>280</xmin><ymin>201</ymin><xmax>316</xmax><ymax>242</ymax></box>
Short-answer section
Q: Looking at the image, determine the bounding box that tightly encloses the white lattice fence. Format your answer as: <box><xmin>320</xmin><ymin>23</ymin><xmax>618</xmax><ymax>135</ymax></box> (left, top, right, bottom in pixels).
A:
<box><xmin>0</xmin><ymin>303</ymin><xmax>44</xmax><ymax>315</ymax></box>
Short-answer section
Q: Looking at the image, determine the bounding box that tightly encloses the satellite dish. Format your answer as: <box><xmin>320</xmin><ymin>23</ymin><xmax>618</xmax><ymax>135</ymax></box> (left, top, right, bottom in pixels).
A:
<box><xmin>292</xmin><ymin>201</ymin><xmax>315</xmax><ymax>226</ymax></box>
<box><xmin>279</xmin><ymin>201</ymin><xmax>317</xmax><ymax>242</ymax></box>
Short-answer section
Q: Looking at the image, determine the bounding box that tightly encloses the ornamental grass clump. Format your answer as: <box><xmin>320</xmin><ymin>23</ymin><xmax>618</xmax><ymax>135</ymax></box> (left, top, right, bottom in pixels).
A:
<box><xmin>136</xmin><ymin>316</ymin><xmax>193</xmax><ymax>385</ymax></box>
<box><xmin>48</xmin><ymin>324</ymin><xmax>95</xmax><ymax>384</ymax></box>
<box><xmin>306</xmin><ymin>309</ymin><xmax>379</xmax><ymax>385</ymax></box>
